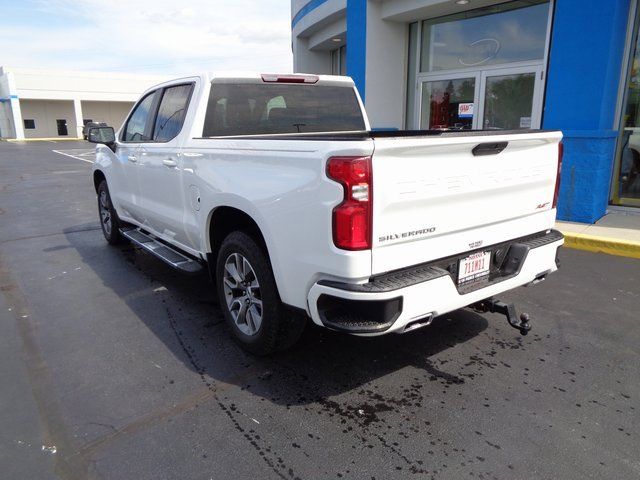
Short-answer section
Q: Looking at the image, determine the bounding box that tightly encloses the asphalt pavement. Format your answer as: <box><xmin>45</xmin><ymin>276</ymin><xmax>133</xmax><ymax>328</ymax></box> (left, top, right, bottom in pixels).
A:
<box><xmin>1</xmin><ymin>140</ymin><xmax>639</xmax><ymax>480</ymax></box>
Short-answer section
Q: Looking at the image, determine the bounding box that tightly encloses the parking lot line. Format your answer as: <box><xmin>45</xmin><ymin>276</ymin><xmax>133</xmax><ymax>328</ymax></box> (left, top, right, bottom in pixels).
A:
<box><xmin>52</xmin><ymin>149</ymin><xmax>93</xmax><ymax>164</ymax></box>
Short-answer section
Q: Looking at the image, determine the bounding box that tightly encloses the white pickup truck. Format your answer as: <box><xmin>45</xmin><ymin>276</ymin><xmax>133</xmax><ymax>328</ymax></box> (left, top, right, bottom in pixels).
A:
<box><xmin>88</xmin><ymin>73</ymin><xmax>564</xmax><ymax>355</ymax></box>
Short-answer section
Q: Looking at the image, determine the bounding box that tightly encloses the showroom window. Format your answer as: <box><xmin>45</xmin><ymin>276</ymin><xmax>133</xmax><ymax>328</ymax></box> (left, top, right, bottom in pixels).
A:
<box><xmin>613</xmin><ymin>0</ymin><xmax>640</xmax><ymax>207</ymax></box>
<box><xmin>406</xmin><ymin>0</ymin><xmax>552</xmax><ymax>130</ymax></box>
<box><xmin>331</xmin><ymin>45</ymin><xmax>347</xmax><ymax>76</ymax></box>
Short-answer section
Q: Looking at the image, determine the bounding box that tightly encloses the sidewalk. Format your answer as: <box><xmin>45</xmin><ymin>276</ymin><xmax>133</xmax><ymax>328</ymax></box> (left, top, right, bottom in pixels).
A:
<box><xmin>557</xmin><ymin>211</ymin><xmax>640</xmax><ymax>259</ymax></box>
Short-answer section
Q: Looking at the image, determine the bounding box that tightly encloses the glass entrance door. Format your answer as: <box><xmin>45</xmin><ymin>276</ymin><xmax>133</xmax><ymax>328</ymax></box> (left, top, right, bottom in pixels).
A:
<box><xmin>479</xmin><ymin>66</ymin><xmax>543</xmax><ymax>130</ymax></box>
<box><xmin>420</xmin><ymin>75</ymin><xmax>479</xmax><ymax>130</ymax></box>
<box><xmin>419</xmin><ymin>67</ymin><xmax>542</xmax><ymax>131</ymax></box>
<box><xmin>482</xmin><ymin>73</ymin><xmax>535</xmax><ymax>129</ymax></box>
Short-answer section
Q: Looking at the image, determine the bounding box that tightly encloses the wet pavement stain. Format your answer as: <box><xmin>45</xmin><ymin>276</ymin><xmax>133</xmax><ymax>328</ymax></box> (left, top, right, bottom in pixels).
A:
<box><xmin>160</xmin><ymin>293</ymin><xmax>303</xmax><ymax>480</ymax></box>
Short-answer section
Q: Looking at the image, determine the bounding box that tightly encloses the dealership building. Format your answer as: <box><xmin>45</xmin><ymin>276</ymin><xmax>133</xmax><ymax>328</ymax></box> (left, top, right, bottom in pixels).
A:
<box><xmin>0</xmin><ymin>66</ymin><xmax>163</xmax><ymax>141</ymax></box>
<box><xmin>291</xmin><ymin>0</ymin><xmax>640</xmax><ymax>223</ymax></box>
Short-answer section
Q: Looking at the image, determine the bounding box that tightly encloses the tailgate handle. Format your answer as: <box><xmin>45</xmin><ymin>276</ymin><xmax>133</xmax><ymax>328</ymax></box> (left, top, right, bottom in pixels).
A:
<box><xmin>472</xmin><ymin>142</ymin><xmax>508</xmax><ymax>156</ymax></box>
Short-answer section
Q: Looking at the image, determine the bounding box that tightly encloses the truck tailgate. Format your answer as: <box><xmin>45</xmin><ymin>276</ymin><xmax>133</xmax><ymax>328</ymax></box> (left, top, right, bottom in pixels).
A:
<box><xmin>371</xmin><ymin>131</ymin><xmax>562</xmax><ymax>275</ymax></box>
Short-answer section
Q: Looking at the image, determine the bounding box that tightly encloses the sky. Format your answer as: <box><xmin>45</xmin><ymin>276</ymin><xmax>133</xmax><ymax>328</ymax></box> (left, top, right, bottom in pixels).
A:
<box><xmin>0</xmin><ymin>0</ymin><xmax>293</xmax><ymax>76</ymax></box>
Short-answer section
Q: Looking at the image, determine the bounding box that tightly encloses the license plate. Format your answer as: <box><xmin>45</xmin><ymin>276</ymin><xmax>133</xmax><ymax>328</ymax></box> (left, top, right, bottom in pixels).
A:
<box><xmin>458</xmin><ymin>251</ymin><xmax>491</xmax><ymax>285</ymax></box>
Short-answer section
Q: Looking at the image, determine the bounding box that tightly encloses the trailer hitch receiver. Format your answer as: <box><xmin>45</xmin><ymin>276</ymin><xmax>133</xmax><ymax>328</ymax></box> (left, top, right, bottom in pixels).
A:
<box><xmin>471</xmin><ymin>298</ymin><xmax>531</xmax><ymax>335</ymax></box>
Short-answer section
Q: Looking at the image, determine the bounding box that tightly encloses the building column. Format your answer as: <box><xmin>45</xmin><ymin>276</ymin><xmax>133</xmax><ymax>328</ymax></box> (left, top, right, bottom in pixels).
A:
<box><xmin>362</xmin><ymin>0</ymin><xmax>407</xmax><ymax>129</ymax></box>
<box><xmin>9</xmin><ymin>97</ymin><xmax>24</xmax><ymax>140</ymax></box>
<box><xmin>346</xmin><ymin>0</ymin><xmax>367</xmax><ymax>101</ymax></box>
<box><xmin>6</xmin><ymin>72</ymin><xmax>24</xmax><ymax>139</ymax></box>
<box><xmin>73</xmin><ymin>98</ymin><xmax>83</xmax><ymax>138</ymax></box>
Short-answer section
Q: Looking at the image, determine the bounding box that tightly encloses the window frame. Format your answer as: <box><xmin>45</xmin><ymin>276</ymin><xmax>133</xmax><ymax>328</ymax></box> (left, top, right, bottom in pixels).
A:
<box><xmin>120</xmin><ymin>89</ymin><xmax>161</xmax><ymax>143</ymax></box>
<box><xmin>151</xmin><ymin>82</ymin><xmax>195</xmax><ymax>143</ymax></box>
<box><xmin>611</xmin><ymin>0</ymin><xmax>640</xmax><ymax>207</ymax></box>
<box><xmin>202</xmin><ymin>83</ymin><xmax>366</xmax><ymax>137</ymax></box>
<box><xmin>331</xmin><ymin>45</ymin><xmax>347</xmax><ymax>76</ymax></box>
<box><xmin>23</xmin><ymin>119</ymin><xmax>36</xmax><ymax>129</ymax></box>
<box><xmin>120</xmin><ymin>82</ymin><xmax>195</xmax><ymax>144</ymax></box>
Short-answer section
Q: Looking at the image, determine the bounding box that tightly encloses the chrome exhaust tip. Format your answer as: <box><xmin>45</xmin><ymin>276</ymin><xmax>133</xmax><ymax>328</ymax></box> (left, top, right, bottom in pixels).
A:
<box><xmin>402</xmin><ymin>314</ymin><xmax>434</xmax><ymax>333</ymax></box>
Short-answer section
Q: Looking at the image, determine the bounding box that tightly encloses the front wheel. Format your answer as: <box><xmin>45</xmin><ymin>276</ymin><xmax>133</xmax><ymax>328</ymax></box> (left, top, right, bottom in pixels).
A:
<box><xmin>97</xmin><ymin>180</ymin><xmax>124</xmax><ymax>245</ymax></box>
<box><xmin>215</xmin><ymin>231</ymin><xmax>305</xmax><ymax>355</ymax></box>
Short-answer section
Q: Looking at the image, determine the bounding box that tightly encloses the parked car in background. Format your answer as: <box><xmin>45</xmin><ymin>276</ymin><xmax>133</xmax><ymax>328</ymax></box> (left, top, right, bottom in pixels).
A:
<box><xmin>83</xmin><ymin>121</ymin><xmax>107</xmax><ymax>140</ymax></box>
<box><xmin>87</xmin><ymin>73</ymin><xmax>564</xmax><ymax>355</ymax></box>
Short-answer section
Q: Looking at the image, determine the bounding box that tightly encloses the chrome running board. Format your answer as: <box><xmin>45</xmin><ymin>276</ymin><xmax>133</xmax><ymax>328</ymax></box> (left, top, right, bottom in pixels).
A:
<box><xmin>120</xmin><ymin>227</ymin><xmax>203</xmax><ymax>274</ymax></box>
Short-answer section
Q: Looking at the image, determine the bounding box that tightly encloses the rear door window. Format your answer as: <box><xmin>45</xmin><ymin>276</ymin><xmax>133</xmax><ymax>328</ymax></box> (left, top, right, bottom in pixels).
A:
<box><xmin>202</xmin><ymin>83</ymin><xmax>365</xmax><ymax>136</ymax></box>
<box><xmin>153</xmin><ymin>84</ymin><xmax>194</xmax><ymax>142</ymax></box>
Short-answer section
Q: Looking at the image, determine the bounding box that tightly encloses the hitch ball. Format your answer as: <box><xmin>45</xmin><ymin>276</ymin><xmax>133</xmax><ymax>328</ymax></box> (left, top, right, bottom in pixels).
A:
<box><xmin>518</xmin><ymin>313</ymin><xmax>531</xmax><ymax>335</ymax></box>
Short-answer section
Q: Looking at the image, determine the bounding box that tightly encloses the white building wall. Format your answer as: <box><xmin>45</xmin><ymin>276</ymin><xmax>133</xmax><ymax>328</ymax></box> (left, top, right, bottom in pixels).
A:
<box><xmin>365</xmin><ymin>1</ymin><xmax>408</xmax><ymax>128</ymax></box>
<box><xmin>10</xmin><ymin>68</ymin><xmax>164</xmax><ymax>102</ymax></box>
<box><xmin>292</xmin><ymin>0</ymin><xmax>346</xmax><ymax>74</ymax></box>
<box><xmin>0</xmin><ymin>103</ymin><xmax>12</xmax><ymax>138</ymax></box>
<box><xmin>0</xmin><ymin>66</ymin><xmax>164</xmax><ymax>139</ymax></box>
<box><xmin>20</xmin><ymin>100</ymin><xmax>76</xmax><ymax>139</ymax></box>
<box><xmin>293</xmin><ymin>37</ymin><xmax>333</xmax><ymax>73</ymax></box>
<box><xmin>308</xmin><ymin>17</ymin><xmax>347</xmax><ymax>50</ymax></box>
<box><xmin>81</xmin><ymin>101</ymin><xmax>134</xmax><ymax>130</ymax></box>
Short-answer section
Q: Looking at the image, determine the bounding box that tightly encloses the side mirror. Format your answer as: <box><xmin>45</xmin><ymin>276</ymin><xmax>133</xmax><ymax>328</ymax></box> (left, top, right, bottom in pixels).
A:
<box><xmin>88</xmin><ymin>126</ymin><xmax>116</xmax><ymax>150</ymax></box>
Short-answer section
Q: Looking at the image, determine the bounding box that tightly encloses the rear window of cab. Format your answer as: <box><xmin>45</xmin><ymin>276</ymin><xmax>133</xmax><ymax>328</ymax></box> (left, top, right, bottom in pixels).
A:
<box><xmin>202</xmin><ymin>83</ymin><xmax>365</xmax><ymax>137</ymax></box>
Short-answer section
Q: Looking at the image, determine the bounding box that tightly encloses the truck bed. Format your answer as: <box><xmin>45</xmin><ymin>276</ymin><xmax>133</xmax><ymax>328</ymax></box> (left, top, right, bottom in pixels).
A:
<box><xmin>196</xmin><ymin>129</ymin><xmax>557</xmax><ymax>141</ymax></box>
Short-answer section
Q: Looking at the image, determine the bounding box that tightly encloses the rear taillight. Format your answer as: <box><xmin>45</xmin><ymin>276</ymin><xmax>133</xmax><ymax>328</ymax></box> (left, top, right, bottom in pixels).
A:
<box><xmin>327</xmin><ymin>156</ymin><xmax>372</xmax><ymax>250</ymax></box>
<box><xmin>553</xmin><ymin>142</ymin><xmax>563</xmax><ymax>209</ymax></box>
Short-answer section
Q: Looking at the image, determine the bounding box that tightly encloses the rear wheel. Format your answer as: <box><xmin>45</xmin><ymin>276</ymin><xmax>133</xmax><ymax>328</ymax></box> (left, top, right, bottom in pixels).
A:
<box><xmin>215</xmin><ymin>231</ymin><xmax>305</xmax><ymax>355</ymax></box>
<box><xmin>97</xmin><ymin>180</ymin><xmax>124</xmax><ymax>245</ymax></box>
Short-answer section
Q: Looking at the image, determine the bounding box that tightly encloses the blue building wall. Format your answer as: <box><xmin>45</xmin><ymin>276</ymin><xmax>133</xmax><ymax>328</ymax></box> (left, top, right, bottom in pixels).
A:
<box><xmin>543</xmin><ymin>0</ymin><xmax>632</xmax><ymax>222</ymax></box>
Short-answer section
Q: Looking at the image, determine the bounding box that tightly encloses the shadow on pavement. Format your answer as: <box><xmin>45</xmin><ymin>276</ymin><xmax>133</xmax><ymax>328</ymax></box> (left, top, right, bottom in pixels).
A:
<box><xmin>65</xmin><ymin>222</ymin><xmax>489</xmax><ymax>407</ymax></box>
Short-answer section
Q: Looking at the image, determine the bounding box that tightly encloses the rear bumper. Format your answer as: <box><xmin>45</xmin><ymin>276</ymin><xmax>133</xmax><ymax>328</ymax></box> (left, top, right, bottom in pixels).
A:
<box><xmin>307</xmin><ymin>229</ymin><xmax>564</xmax><ymax>335</ymax></box>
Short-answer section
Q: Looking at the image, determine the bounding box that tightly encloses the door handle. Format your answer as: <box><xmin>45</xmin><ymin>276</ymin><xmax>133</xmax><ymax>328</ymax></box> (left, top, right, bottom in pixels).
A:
<box><xmin>127</xmin><ymin>155</ymin><xmax>137</xmax><ymax>163</ymax></box>
<box><xmin>163</xmin><ymin>158</ymin><xmax>178</xmax><ymax>168</ymax></box>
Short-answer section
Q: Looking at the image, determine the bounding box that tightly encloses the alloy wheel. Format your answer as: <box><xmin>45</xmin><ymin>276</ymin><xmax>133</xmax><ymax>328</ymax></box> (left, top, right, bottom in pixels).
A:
<box><xmin>99</xmin><ymin>190</ymin><xmax>112</xmax><ymax>236</ymax></box>
<box><xmin>222</xmin><ymin>253</ymin><xmax>263</xmax><ymax>336</ymax></box>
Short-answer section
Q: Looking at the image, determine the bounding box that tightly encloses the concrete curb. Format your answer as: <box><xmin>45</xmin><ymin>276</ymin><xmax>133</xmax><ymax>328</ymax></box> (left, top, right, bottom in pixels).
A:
<box><xmin>6</xmin><ymin>138</ymin><xmax>83</xmax><ymax>142</ymax></box>
<box><xmin>561</xmin><ymin>231</ymin><xmax>640</xmax><ymax>259</ymax></box>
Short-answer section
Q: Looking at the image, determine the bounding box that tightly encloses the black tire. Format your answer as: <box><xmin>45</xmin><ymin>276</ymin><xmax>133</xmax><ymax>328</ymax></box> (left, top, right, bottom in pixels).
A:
<box><xmin>215</xmin><ymin>231</ymin><xmax>305</xmax><ymax>355</ymax></box>
<box><xmin>97</xmin><ymin>180</ymin><xmax>125</xmax><ymax>245</ymax></box>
